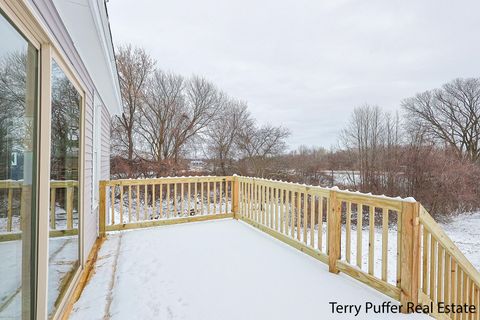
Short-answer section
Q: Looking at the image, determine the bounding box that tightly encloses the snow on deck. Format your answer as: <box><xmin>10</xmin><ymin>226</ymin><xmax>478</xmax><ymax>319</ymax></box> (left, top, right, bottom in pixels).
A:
<box><xmin>71</xmin><ymin>219</ymin><xmax>429</xmax><ymax>320</ymax></box>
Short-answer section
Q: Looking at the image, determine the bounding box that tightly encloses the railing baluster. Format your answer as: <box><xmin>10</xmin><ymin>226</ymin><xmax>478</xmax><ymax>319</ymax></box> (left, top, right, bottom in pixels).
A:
<box><xmin>7</xmin><ymin>187</ymin><xmax>13</xmax><ymax>231</ymax></box>
<box><xmin>463</xmin><ymin>272</ymin><xmax>468</xmax><ymax>317</ymax></box>
<box><xmin>206</xmin><ymin>182</ymin><xmax>210</xmax><ymax>215</ymax></box>
<box><xmin>174</xmin><ymin>183</ymin><xmax>178</xmax><ymax>216</ymax></box>
<box><xmin>258</xmin><ymin>184</ymin><xmax>262</xmax><ymax>224</ymax></box>
<box><xmin>318</xmin><ymin>196</ymin><xmax>323</xmax><ymax>251</ymax></box>
<box><xmin>368</xmin><ymin>205</ymin><xmax>375</xmax><ymax>275</ymax></box>
<box><xmin>279</xmin><ymin>189</ymin><xmax>284</xmax><ymax>234</ymax></box>
<box><xmin>444</xmin><ymin>252</ymin><xmax>451</xmax><ymax>307</ymax></box>
<box><xmin>346</xmin><ymin>201</ymin><xmax>351</xmax><ymax>264</ymax></box>
<box><xmin>167</xmin><ymin>183</ymin><xmax>170</xmax><ymax>218</ymax></box>
<box><xmin>144</xmin><ymin>184</ymin><xmax>148</xmax><ymax>220</ymax></box>
<box><xmin>423</xmin><ymin>228</ymin><xmax>430</xmax><ymax>295</ymax></box>
<box><xmin>50</xmin><ymin>187</ymin><xmax>56</xmax><ymax>230</ymax></box>
<box><xmin>269</xmin><ymin>187</ymin><xmax>273</xmax><ymax>228</ymax></box>
<box><xmin>200</xmin><ymin>182</ymin><xmax>204</xmax><ymax>215</ymax></box>
<box><xmin>111</xmin><ymin>184</ymin><xmax>116</xmax><ymax>225</ymax></box>
<box><xmin>357</xmin><ymin>205</ymin><xmax>363</xmax><ymax>269</ymax></box>
<box><xmin>457</xmin><ymin>268</ymin><xmax>462</xmax><ymax>317</ymax></box>
<box><xmin>430</xmin><ymin>236</ymin><xmax>437</xmax><ymax>302</ymax></box>
<box><xmin>290</xmin><ymin>191</ymin><xmax>295</xmax><ymax>238</ymax></box>
<box><xmin>300</xmin><ymin>193</ymin><xmax>308</xmax><ymax>244</ymax></box>
<box><xmin>119</xmin><ymin>185</ymin><xmax>124</xmax><ymax>223</ymax></box>
<box><xmin>152</xmin><ymin>183</ymin><xmax>156</xmax><ymax>218</ymax></box>
<box><xmin>194</xmin><ymin>182</ymin><xmax>198</xmax><ymax>215</ymax></box>
<box><xmin>396</xmin><ymin>209</ymin><xmax>402</xmax><ymax>288</ymax></box>
<box><xmin>381</xmin><ymin>207</ymin><xmax>388</xmax><ymax>281</ymax></box>
<box><xmin>213</xmin><ymin>182</ymin><xmax>216</xmax><ymax>215</ymax></box>
<box><xmin>187</xmin><ymin>182</ymin><xmax>191</xmax><ymax>216</ymax></box>
<box><xmin>181</xmin><ymin>183</ymin><xmax>185</xmax><ymax>216</ymax></box>
<box><xmin>270</xmin><ymin>187</ymin><xmax>274</xmax><ymax>229</ymax></box>
<box><xmin>474</xmin><ymin>284</ymin><xmax>479</xmax><ymax>320</ymax></box>
<box><xmin>128</xmin><ymin>185</ymin><xmax>132</xmax><ymax>222</ymax></box>
<box><xmin>437</xmin><ymin>246</ymin><xmax>444</xmax><ymax>304</ymax></box>
<box><xmin>66</xmin><ymin>186</ymin><xmax>73</xmax><ymax>229</ymax></box>
<box><xmin>296</xmin><ymin>192</ymin><xmax>301</xmax><ymax>241</ymax></box>
<box><xmin>451</xmin><ymin>260</ymin><xmax>457</xmax><ymax>317</ymax></box>
<box><xmin>159</xmin><ymin>183</ymin><xmax>163</xmax><ymax>219</ymax></box>
<box><xmin>136</xmin><ymin>185</ymin><xmax>140</xmax><ymax>221</ymax></box>
<box><xmin>218</xmin><ymin>181</ymin><xmax>222</xmax><ymax>214</ymax></box>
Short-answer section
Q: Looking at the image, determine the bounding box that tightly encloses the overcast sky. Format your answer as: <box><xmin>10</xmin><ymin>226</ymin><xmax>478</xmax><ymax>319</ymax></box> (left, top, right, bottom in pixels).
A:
<box><xmin>107</xmin><ymin>0</ymin><xmax>480</xmax><ymax>149</ymax></box>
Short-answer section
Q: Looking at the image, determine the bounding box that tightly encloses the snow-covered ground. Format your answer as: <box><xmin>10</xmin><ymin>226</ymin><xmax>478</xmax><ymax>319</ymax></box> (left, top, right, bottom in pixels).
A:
<box><xmin>71</xmin><ymin>219</ymin><xmax>429</xmax><ymax>320</ymax></box>
<box><xmin>0</xmin><ymin>236</ymin><xmax>79</xmax><ymax>318</ymax></box>
<box><xmin>440</xmin><ymin>211</ymin><xmax>480</xmax><ymax>271</ymax></box>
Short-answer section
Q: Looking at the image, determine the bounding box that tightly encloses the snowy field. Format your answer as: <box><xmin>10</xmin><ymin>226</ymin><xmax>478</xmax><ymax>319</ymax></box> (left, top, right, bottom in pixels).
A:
<box><xmin>440</xmin><ymin>211</ymin><xmax>480</xmax><ymax>271</ymax></box>
<box><xmin>0</xmin><ymin>236</ymin><xmax>79</xmax><ymax>318</ymax></box>
<box><xmin>71</xmin><ymin>219</ymin><xmax>430</xmax><ymax>320</ymax></box>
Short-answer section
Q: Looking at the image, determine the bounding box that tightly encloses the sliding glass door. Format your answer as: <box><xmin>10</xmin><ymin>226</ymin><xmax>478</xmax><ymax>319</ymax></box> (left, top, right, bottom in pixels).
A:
<box><xmin>47</xmin><ymin>59</ymin><xmax>81</xmax><ymax>318</ymax></box>
<box><xmin>0</xmin><ymin>10</ymin><xmax>38</xmax><ymax>319</ymax></box>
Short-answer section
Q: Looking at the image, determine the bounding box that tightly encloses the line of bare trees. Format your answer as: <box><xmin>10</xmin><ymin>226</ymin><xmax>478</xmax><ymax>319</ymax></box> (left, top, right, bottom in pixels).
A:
<box><xmin>280</xmin><ymin>78</ymin><xmax>480</xmax><ymax>217</ymax></box>
<box><xmin>111</xmin><ymin>44</ymin><xmax>479</xmax><ymax>216</ymax></box>
<box><xmin>111</xmin><ymin>45</ymin><xmax>289</xmax><ymax>178</ymax></box>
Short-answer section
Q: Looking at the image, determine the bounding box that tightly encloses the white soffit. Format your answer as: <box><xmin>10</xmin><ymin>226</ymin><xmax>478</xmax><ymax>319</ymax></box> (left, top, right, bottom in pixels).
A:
<box><xmin>52</xmin><ymin>0</ymin><xmax>122</xmax><ymax>115</ymax></box>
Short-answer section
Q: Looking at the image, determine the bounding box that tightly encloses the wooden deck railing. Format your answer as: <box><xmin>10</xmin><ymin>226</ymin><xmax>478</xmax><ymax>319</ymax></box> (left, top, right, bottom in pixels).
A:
<box><xmin>98</xmin><ymin>176</ymin><xmax>234</xmax><ymax>235</ymax></box>
<box><xmin>0</xmin><ymin>179</ymin><xmax>78</xmax><ymax>241</ymax></box>
<box><xmin>419</xmin><ymin>206</ymin><xmax>480</xmax><ymax>319</ymax></box>
<box><xmin>98</xmin><ymin>175</ymin><xmax>480</xmax><ymax>319</ymax></box>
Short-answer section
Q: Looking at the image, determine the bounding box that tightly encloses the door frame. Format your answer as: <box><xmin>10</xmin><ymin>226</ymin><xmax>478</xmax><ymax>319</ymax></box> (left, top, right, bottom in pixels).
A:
<box><xmin>0</xmin><ymin>1</ymin><xmax>88</xmax><ymax>319</ymax></box>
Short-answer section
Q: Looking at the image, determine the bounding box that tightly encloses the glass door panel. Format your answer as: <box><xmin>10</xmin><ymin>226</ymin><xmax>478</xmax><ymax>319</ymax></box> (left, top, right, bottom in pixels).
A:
<box><xmin>47</xmin><ymin>60</ymin><xmax>81</xmax><ymax>318</ymax></box>
<box><xmin>0</xmin><ymin>9</ymin><xmax>38</xmax><ymax>320</ymax></box>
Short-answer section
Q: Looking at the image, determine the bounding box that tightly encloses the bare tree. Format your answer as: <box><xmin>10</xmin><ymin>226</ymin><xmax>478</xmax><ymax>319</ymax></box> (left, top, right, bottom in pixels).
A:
<box><xmin>112</xmin><ymin>45</ymin><xmax>154</xmax><ymax>170</ymax></box>
<box><xmin>206</xmin><ymin>97</ymin><xmax>251</xmax><ymax>175</ymax></box>
<box><xmin>341</xmin><ymin>104</ymin><xmax>385</xmax><ymax>192</ymax></box>
<box><xmin>0</xmin><ymin>52</ymin><xmax>28</xmax><ymax>178</ymax></box>
<box><xmin>402</xmin><ymin>78</ymin><xmax>480</xmax><ymax>163</ymax></box>
<box><xmin>236</xmin><ymin>122</ymin><xmax>290</xmax><ymax>177</ymax></box>
<box><xmin>138</xmin><ymin>72</ymin><xmax>221</xmax><ymax>175</ymax></box>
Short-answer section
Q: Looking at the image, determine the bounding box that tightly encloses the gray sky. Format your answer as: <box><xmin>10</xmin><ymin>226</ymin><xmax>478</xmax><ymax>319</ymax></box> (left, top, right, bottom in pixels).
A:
<box><xmin>107</xmin><ymin>0</ymin><xmax>480</xmax><ymax>149</ymax></box>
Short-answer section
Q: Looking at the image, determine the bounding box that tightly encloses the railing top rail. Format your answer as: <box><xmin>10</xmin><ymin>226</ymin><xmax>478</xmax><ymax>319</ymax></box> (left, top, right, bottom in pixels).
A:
<box><xmin>419</xmin><ymin>205</ymin><xmax>480</xmax><ymax>287</ymax></box>
<box><xmin>0</xmin><ymin>179</ymin><xmax>78</xmax><ymax>188</ymax></box>
<box><xmin>103</xmin><ymin>175</ymin><xmax>232</xmax><ymax>186</ymax></box>
<box><xmin>237</xmin><ymin>175</ymin><xmax>416</xmax><ymax>206</ymax></box>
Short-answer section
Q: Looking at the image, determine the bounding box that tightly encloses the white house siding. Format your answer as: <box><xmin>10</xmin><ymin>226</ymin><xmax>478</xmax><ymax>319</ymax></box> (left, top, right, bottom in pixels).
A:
<box><xmin>100</xmin><ymin>105</ymin><xmax>111</xmax><ymax>180</ymax></box>
<box><xmin>83</xmin><ymin>91</ymin><xmax>95</xmax><ymax>261</ymax></box>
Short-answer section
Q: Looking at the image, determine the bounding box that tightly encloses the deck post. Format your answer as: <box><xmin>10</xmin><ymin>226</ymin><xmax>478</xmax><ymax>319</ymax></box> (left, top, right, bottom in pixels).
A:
<box><xmin>328</xmin><ymin>190</ymin><xmax>341</xmax><ymax>274</ymax></box>
<box><xmin>399</xmin><ymin>201</ymin><xmax>421</xmax><ymax>311</ymax></box>
<box><xmin>99</xmin><ymin>181</ymin><xmax>107</xmax><ymax>238</ymax></box>
<box><xmin>232</xmin><ymin>175</ymin><xmax>240</xmax><ymax>219</ymax></box>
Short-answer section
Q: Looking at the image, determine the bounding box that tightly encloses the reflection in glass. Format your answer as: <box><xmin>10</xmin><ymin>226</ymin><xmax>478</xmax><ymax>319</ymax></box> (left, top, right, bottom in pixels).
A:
<box><xmin>48</xmin><ymin>60</ymin><xmax>81</xmax><ymax>318</ymax></box>
<box><xmin>0</xmin><ymin>10</ymin><xmax>38</xmax><ymax>319</ymax></box>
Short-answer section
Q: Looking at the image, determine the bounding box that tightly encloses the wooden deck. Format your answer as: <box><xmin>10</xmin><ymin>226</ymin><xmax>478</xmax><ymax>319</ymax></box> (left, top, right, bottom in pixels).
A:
<box><xmin>70</xmin><ymin>219</ymin><xmax>430</xmax><ymax>319</ymax></box>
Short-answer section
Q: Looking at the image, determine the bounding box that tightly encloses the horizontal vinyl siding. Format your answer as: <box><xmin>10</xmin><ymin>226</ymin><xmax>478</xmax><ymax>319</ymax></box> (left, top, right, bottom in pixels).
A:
<box><xmin>83</xmin><ymin>89</ymin><xmax>95</xmax><ymax>261</ymax></box>
<box><xmin>100</xmin><ymin>105</ymin><xmax>111</xmax><ymax>180</ymax></box>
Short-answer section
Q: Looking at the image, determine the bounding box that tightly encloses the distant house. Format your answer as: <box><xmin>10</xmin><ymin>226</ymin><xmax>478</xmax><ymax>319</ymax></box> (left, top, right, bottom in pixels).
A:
<box><xmin>0</xmin><ymin>0</ymin><xmax>121</xmax><ymax>319</ymax></box>
<box><xmin>188</xmin><ymin>159</ymin><xmax>211</xmax><ymax>172</ymax></box>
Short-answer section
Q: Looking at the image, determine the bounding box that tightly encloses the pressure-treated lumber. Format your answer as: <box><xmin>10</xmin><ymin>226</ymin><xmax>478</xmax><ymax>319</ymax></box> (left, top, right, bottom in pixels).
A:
<box><xmin>106</xmin><ymin>213</ymin><xmax>233</xmax><ymax>232</ymax></box>
<box><xmin>399</xmin><ymin>201</ymin><xmax>421</xmax><ymax>311</ymax></box>
<box><xmin>232</xmin><ymin>176</ymin><xmax>239</xmax><ymax>219</ymax></box>
<box><xmin>99</xmin><ymin>181</ymin><xmax>107</xmax><ymax>237</ymax></box>
<box><xmin>328</xmin><ymin>191</ymin><xmax>341</xmax><ymax>274</ymax></box>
